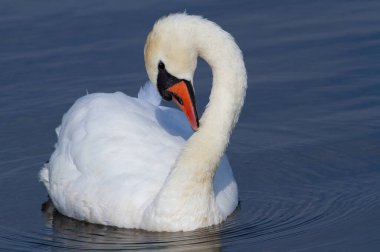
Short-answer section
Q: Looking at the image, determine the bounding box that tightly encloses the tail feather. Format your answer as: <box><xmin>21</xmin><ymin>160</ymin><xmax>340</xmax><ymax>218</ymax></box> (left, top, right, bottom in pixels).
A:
<box><xmin>39</xmin><ymin>163</ymin><xmax>50</xmax><ymax>189</ymax></box>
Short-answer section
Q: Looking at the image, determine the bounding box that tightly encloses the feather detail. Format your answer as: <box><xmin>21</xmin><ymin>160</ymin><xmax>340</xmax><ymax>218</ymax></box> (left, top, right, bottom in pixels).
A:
<box><xmin>137</xmin><ymin>81</ymin><xmax>161</xmax><ymax>106</ymax></box>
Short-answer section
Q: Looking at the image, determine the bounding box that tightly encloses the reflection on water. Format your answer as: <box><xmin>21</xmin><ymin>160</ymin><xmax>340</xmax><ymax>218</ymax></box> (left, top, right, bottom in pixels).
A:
<box><xmin>36</xmin><ymin>168</ymin><xmax>379</xmax><ymax>251</ymax></box>
<box><xmin>41</xmin><ymin>200</ymin><xmax>222</xmax><ymax>251</ymax></box>
<box><xmin>1</xmin><ymin>0</ymin><xmax>380</xmax><ymax>251</ymax></box>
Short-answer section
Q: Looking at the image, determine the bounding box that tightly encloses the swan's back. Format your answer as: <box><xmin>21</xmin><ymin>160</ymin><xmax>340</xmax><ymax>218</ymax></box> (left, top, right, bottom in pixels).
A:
<box><xmin>40</xmin><ymin>84</ymin><xmax>237</xmax><ymax>228</ymax></box>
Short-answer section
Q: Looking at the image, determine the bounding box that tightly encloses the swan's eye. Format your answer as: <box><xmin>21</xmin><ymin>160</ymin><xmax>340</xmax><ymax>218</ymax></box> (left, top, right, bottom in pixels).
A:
<box><xmin>158</xmin><ymin>61</ymin><xmax>165</xmax><ymax>70</ymax></box>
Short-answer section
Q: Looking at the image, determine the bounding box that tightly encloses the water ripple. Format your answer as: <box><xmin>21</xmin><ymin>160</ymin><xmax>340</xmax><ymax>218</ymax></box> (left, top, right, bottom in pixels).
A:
<box><xmin>1</xmin><ymin>176</ymin><xmax>378</xmax><ymax>251</ymax></box>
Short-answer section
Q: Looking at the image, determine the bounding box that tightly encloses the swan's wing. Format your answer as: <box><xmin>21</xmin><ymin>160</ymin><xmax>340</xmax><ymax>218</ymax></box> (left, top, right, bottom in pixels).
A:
<box><xmin>41</xmin><ymin>88</ymin><xmax>236</xmax><ymax>227</ymax></box>
<box><xmin>44</xmin><ymin>91</ymin><xmax>192</xmax><ymax>226</ymax></box>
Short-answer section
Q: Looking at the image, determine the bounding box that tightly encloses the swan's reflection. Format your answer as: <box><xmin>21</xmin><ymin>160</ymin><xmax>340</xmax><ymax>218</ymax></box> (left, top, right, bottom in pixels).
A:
<box><xmin>42</xmin><ymin>200</ymin><xmax>221</xmax><ymax>251</ymax></box>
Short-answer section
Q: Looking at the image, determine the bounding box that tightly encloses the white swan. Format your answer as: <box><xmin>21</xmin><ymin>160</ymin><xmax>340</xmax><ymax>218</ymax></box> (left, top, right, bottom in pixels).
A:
<box><xmin>39</xmin><ymin>13</ymin><xmax>247</xmax><ymax>232</ymax></box>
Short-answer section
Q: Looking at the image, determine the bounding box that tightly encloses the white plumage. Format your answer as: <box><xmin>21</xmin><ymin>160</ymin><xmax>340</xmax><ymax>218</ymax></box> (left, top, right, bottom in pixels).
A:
<box><xmin>40</xmin><ymin>13</ymin><xmax>246</xmax><ymax>232</ymax></box>
<box><xmin>40</xmin><ymin>83</ymin><xmax>237</xmax><ymax>229</ymax></box>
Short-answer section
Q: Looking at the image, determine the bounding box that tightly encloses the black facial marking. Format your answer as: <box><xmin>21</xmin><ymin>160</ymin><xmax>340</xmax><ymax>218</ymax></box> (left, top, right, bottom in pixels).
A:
<box><xmin>158</xmin><ymin>61</ymin><xmax>165</xmax><ymax>70</ymax></box>
<box><xmin>156</xmin><ymin>61</ymin><xmax>199</xmax><ymax>128</ymax></box>
<box><xmin>157</xmin><ymin>62</ymin><xmax>184</xmax><ymax>101</ymax></box>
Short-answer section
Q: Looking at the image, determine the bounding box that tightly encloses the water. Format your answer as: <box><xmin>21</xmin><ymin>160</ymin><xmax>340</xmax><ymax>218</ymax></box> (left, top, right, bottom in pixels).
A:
<box><xmin>1</xmin><ymin>0</ymin><xmax>380</xmax><ymax>251</ymax></box>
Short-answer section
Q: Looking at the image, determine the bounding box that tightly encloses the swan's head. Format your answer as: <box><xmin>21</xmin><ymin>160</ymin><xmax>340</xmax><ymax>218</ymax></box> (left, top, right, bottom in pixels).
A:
<box><xmin>144</xmin><ymin>14</ymin><xmax>200</xmax><ymax>131</ymax></box>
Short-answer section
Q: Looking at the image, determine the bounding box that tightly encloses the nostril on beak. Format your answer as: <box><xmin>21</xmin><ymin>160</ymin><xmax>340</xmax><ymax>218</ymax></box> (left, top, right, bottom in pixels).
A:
<box><xmin>172</xmin><ymin>93</ymin><xmax>184</xmax><ymax>105</ymax></box>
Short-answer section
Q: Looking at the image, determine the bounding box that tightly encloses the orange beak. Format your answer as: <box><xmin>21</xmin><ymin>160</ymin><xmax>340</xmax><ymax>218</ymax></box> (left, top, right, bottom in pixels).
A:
<box><xmin>167</xmin><ymin>81</ymin><xmax>199</xmax><ymax>131</ymax></box>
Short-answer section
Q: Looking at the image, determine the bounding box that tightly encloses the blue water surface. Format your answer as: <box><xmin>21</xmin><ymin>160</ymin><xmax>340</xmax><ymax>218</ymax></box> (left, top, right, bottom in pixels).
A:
<box><xmin>0</xmin><ymin>0</ymin><xmax>379</xmax><ymax>251</ymax></box>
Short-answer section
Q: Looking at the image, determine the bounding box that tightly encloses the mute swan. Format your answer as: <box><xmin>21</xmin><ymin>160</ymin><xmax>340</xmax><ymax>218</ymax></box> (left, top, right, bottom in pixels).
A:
<box><xmin>39</xmin><ymin>13</ymin><xmax>247</xmax><ymax>232</ymax></box>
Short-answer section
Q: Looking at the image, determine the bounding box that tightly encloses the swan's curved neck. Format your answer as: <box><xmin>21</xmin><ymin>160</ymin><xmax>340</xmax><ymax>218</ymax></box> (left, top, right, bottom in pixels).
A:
<box><xmin>145</xmin><ymin>20</ymin><xmax>246</xmax><ymax>229</ymax></box>
<box><xmin>174</xmin><ymin>21</ymin><xmax>247</xmax><ymax>183</ymax></box>
<box><xmin>194</xmin><ymin>25</ymin><xmax>247</xmax><ymax>171</ymax></box>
